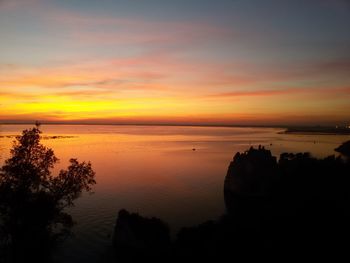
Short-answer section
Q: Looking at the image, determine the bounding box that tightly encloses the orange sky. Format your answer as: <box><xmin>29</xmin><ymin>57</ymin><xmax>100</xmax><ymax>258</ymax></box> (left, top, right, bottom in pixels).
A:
<box><xmin>1</xmin><ymin>0</ymin><xmax>350</xmax><ymax>126</ymax></box>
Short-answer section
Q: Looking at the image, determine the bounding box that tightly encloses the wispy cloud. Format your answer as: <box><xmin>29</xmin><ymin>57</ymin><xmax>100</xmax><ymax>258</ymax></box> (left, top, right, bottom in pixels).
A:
<box><xmin>202</xmin><ymin>86</ymin><xmax>350</xmax><ymax>100</ymax></box>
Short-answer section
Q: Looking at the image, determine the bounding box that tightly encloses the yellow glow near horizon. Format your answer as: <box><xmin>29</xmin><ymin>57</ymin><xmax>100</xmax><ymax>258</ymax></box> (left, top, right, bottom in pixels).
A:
<box><xmin>1</xmin><ymin>87</ymin><xmax>349</xmax><ymax>125</ymax></box>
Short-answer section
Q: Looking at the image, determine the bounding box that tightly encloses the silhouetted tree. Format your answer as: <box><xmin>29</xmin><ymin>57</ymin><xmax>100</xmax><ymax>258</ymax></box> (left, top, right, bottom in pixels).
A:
<box><xmin>0</xmin><ymin>124</ymin><xmax>96</xmax><ymax>263</ymax></box>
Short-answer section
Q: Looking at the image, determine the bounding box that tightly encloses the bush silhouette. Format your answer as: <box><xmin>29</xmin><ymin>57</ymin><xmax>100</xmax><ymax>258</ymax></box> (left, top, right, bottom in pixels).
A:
<box><xmin>0</xmin><ymin>124</ymin><xmax>96</xmax><ymax>262</ymax></box>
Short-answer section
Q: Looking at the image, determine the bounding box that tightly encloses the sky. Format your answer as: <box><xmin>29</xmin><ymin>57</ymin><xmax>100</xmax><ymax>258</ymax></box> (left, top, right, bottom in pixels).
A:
<box><xmin>0</xmin><ymin>0</ymin><xmax>350</xmax><ymax>126</ymax></box>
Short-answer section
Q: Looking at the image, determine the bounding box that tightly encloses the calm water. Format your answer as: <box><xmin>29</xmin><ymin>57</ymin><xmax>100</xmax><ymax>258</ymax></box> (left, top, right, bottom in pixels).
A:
<box><xmin>0</xmin><ymin>124</ymin><xmax>349</xmax><ymax>262</ymax></box>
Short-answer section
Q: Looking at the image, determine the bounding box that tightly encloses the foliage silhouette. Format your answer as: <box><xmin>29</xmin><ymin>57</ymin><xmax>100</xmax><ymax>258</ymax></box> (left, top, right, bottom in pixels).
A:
<box><xmin>0</xmin><ymin>124</ymin><xmax>96</xmax><ymax>263</ymax></box>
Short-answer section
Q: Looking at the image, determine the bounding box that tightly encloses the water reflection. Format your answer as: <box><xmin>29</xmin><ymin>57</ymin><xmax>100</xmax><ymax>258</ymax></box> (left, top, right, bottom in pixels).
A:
<box><xmin>0</xmin><ymin>125</ymin><xmax>349</xmax><ymax>262</ymax></box>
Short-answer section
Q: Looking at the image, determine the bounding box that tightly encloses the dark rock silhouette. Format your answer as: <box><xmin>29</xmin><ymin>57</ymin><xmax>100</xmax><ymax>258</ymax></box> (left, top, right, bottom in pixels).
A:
<box><xmin>224</xmin><ymin>146</ymin><xmax>350</xmax><ymax>259</ymax></box>
<box><xmin>113</xmin><ymin>209</ymin><xmax>170</xmax><ymax>262</ymax></box>
<box><xmin>335</xmin><ymin>140</ymin><xmax>350</xmax><ymax>157</ymax></box>
<box><xmin>113</xmin><ymin>145</ymin><xmax>350</xmax><ymax>261</ymax></box>
<box><xmin>0</xmin><ymin>124</ymin><xmax>96</xmax><ymax>263</ymax></box>
<box><xmin>224</xmin><ymin>146</ymin><xmax>277</xmax><ymax>214</ymax></box>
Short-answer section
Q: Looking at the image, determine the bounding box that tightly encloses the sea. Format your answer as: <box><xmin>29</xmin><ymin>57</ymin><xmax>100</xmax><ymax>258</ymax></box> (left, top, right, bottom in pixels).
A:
<box><xmin>0</xmin><ymin>124</ymin><xmax>349</xmax><ymax>262</ymax></box>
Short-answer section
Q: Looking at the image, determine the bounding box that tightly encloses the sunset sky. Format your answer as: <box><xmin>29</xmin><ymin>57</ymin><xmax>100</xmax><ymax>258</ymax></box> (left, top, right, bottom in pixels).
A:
<box><xmin>1</xmin><ymin>0</ymin><xmax>350</xmax><ymax>126</ymax></box>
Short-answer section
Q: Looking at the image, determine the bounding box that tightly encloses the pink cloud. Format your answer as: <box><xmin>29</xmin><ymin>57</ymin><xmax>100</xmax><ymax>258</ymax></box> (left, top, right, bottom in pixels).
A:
<box><xmin>201</xmin><ymin>86</ymin><xmax>350</xmax><ymax>100</ymax></box>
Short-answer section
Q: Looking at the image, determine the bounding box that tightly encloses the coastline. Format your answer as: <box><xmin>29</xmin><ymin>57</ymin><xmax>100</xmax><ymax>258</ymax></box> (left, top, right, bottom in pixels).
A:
<box><xmin>281</xmin><ymin>127</ymin><xmax>350</xmax><ymax>135</ymax></box>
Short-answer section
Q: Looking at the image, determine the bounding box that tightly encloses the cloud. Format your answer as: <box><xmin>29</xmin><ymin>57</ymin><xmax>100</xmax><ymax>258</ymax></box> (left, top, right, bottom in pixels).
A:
<box><xmin>1</xmin><ymin>52</ymin><xmax>350</xmax><ymax>104</ymax></box>
<box><xmin>38</xmin><ymin>5</ymin><xmax>233</xmax><ymax>49</ymax></box>
<box><xmin>312</xmin><ymin>57</ymin><xmax>350</xmax><ymax>75</ymax></box>
<box><xmin>201</xmin><ymin>86</ymin><xmax>350</xmax><ymax>100</ymax></box>
<box><xmin>203</xmin><ymin>89</ymin><xmax>295</xmax><ymax>99</ymax></box>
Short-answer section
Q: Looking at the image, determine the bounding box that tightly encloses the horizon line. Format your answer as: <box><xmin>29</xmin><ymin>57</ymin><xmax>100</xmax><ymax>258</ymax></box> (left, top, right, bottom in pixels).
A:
<box><xmin>0</xmin><ymin>121</ymin><xmax>338</xmax><ymax>129</ymax></box>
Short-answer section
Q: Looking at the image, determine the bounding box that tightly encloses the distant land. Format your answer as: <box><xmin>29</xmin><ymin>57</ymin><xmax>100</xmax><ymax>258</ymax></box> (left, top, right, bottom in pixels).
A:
<box><xmin>282</xmin><ymin>126</ymin><xmax>350</xmax><ymax>135</ymax></box>
<box><xmin>1</xmin><ymin>122</ymin><xmax>350</xmax><ymax>134</ymax></box>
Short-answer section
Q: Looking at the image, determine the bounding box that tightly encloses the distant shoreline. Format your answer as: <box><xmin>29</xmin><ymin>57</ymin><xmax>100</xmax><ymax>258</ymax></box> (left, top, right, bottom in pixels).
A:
<box><xmin>1</xmin><ymin>123</ymin><xmax>350</xmax><ymax>135</ymax></box>
<box><xmin>282</xmin><ymin>127</ymin><xmax>350</xmax><ymax>135</ymax></box>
